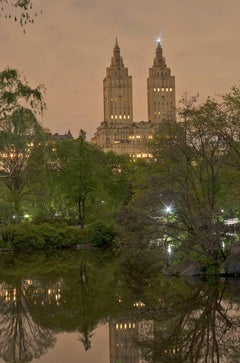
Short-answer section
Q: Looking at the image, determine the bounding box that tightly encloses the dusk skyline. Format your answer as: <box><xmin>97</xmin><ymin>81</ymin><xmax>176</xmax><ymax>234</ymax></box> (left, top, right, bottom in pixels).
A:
<box><xmin>1</xmin><ymin>0</ymin><xmax>239</xmax><ymax>139</ymax></box>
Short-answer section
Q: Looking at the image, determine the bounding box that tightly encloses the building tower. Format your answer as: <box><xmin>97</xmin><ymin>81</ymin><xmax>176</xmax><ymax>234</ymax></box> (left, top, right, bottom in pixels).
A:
<box><xmin>147</xmin><ymin>39</ymin><xmax>176</xmax><ymax>123</ymax></box>
<box><xmin>103</xmin><ymin>38</ymin><xmax>133</xmax><ymax>124</ymax></box>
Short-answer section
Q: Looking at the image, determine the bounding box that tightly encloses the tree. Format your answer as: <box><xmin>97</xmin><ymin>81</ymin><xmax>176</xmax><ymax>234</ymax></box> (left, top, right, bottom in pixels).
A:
<box><xmin>52</xmin><ymin>130</ymin><xmax>96</xmax><ymax>228</ymax></box>
<box><xmin>128</xmin><ymin>90</ymin><xmax>240</xmax><ymax>266</ymax></box>
<box><xmin>0</xmin><ymin>68</ymin><xmax>45</xmax><ymax>220</ymax></box>
<box><xmin>49</xmin><ymin>132</ymin><xmax>131</xmax><ymax>228</ymax></box>
<box><xmin>0</xmin><ymin>0</ymin><xmax>41</xmax><ymax>28</ymax></box>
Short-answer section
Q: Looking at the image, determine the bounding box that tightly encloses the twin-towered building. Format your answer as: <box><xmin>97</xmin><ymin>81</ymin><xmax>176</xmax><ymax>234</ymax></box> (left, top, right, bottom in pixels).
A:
<box><xmin>91</xmin><ymin>38</ymin><xmax>176</xmax><ymax>157</ymax></box>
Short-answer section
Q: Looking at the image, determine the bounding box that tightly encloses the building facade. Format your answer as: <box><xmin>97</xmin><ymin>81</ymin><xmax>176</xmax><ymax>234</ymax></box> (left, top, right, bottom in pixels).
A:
<box><xmin>91</xmin><ymin>39</ymin><xmax>176</xmax><ymax>157</ymax></box>
<box><xmin>147</xmin><ymin>40</ymin><xmax>176</xmax><ymax>123</ymax></box>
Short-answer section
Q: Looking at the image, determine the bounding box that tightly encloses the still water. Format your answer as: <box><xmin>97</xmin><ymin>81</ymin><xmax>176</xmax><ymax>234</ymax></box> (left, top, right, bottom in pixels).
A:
<box><xmin>0</xmin><ymin>249</ymin><xmax>240</xmax><ymax>363</ymax></box>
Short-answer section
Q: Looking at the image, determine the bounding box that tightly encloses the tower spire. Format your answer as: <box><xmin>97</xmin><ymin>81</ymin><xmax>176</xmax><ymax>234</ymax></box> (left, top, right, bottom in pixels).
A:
<box><xmin>103</xmin><ymin>39</ymin><xmax>133</xmax><ymax>124</ymax></box>
<box><xmin>147</xmin><ymin>38</ymin><xmax>176</xmax><ymax>122</ymax></box>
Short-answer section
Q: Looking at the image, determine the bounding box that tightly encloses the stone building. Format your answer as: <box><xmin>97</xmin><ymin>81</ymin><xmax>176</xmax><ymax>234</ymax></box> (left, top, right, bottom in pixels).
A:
<box><xmin>91</xmin><ymin>39</ymin><xmax>176</xmax><ymax>157</ymax></box>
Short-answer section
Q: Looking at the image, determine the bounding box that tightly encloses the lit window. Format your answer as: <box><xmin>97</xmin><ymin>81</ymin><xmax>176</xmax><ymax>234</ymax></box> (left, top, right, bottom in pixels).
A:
<box><xmin>157</xmin><ymin>88</ymin><xmax>160</xmax><ymax>92</ymax></box>
<box><xmin>170</xmin><ymin>88</ymin><xmax>172</xmax><ymax>91</ymax></box>
<box><xmin>111</xmin><ymin>115</ymin><xmax>113</xmax><ymax>119</ymax></box>
<box><xmin>166</xmin><ymin>88</ymin><xmax>168</xmax><ymax>92</ymax></box>
<box><xmin>154</xmin><ymin>88</ymin><xmax>156</xmax><ymax>91</ymax></box>
<box><xmin>162</xmin><ymin>87</ymin><xmax>164</xmax><ymax>91</ymax></box>
<box><xmin>115</xmin><ymin>115</ymin><xmax>117</xmax><ymax>119</ymax></box>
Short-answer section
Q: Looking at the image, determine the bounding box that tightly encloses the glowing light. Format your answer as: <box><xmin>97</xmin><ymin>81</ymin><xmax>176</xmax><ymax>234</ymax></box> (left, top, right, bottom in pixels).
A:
<box><xmin>154</xmin><ymin>34</ymin><xmax>164</xmax><ymax>46</ymax></box>
<box><xmin>165</xmin><ymin>206</ymin><xmax>172</xmax><ymax>213</ymax></box>
<box><xmin>167</xmin><ymin>244</ymin><xmax>172</xmax><ymax>254</ymax></box>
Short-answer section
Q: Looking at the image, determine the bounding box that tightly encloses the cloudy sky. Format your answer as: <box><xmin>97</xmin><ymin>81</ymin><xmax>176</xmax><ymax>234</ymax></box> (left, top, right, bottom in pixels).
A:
<box><xmin>1</xmin><ymin>0</ymin><xmax>239</xmax><ymax>139</ymax></box>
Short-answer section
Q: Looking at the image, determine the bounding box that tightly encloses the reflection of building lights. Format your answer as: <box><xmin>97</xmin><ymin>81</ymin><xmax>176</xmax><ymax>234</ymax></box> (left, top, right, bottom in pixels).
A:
<box><xmin>168</xmin><ymin>244</ymin><xmax>172</xmax><ymax>255</ymax></box>
<box><xmin>133</xmin><ymin>301</ymin><xmax>145</xmax><ymax>307</ymax></box>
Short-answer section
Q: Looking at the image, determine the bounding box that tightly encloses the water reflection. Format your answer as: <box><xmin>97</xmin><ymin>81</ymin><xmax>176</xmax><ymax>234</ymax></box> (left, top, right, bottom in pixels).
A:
<box><xmin>0</xmin><ymin>280</ymin><xmax>56</xmax><ymax>362</ymax></box>
<box><xmin>0</xmin><ymin>250</ymin><xmax>240</xmax><ymax>362</ymax></box>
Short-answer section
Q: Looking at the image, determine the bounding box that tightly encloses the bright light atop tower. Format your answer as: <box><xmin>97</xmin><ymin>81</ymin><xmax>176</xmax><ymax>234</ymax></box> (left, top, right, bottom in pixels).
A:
<box><xmin>154</xmin><ymin>35</ymin><xmax>163</xmax><ymax>46</ymax></box>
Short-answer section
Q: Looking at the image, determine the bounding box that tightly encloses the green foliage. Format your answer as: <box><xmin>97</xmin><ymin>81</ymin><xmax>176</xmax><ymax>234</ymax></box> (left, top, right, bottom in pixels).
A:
<box><xmin>36</xmin><ymin>223</ymin><xmax>80</xmax><ymax>249</ymax></box>
<box><xmin>0</xmin><ymin>0</ymin><xmax>41</xmax><ymax>28</ymax></box>
<box><xmin>45</xmin><ymin>134</ymin><xmax>131</xmax><ymax>228</ymax></box>
<box><xmin>88</xmin><ymin>222</ymin><xmax>118</xmax><ymax>247</ymax></box>
<box><xmin>0</xmin><ymin>67</ymin><xmax>46</xmax><ymax>220</ymax></box>
<box><xmin>0</xmin><ymin>223</ymin><xmax>45</xmax><ymax>250</ymax></box>
<box><xmin>0</xmin><ymin>223</ymin><xmax>85</xmax><ymax>250</ymax></box>
<box><xmin>125</xmin><ymin>86</ymin><xmax>240</xmax><ymax>266</ymax></box>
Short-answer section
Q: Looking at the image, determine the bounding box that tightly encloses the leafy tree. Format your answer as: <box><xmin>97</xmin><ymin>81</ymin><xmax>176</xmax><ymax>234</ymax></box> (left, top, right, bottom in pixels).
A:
<box><xmin>128</xmin><ymin>90</ymin><xmax>240</xmax><ymax>266</ymax></box>
<box><xmin>53</xmin><ymin>130</ymin><xmax>96</xmax><ymax>228</ymax></box>
<box><xmin>0</xmin><ymin>68</ymin><xmax>45</xmax><ymax>220</ymax></box>
<box><xmin>0</xmin><ymin>0</ymin><xmax>41</xmax><ymax>28</ymax></box>
<box><xmin>48</xmin><ymin>132</ymin><xmax>131</xmax><ymax>228</ymax></box>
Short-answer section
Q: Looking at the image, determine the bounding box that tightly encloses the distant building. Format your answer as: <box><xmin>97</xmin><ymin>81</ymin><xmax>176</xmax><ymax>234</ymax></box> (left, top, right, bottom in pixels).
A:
<box><xmin>91</xmin><ymin>39</ymin><xmax>176</xmax><ymax>157</ymax></box>
<box><xmin>50</xmin><ymin>130</ymin><xmax>73</xmax><ymax>141</ymax></box>
<box><xmin>47</xmin><ymin>130</ymin><xmax>73</xmax><ymax>142</ymax></box>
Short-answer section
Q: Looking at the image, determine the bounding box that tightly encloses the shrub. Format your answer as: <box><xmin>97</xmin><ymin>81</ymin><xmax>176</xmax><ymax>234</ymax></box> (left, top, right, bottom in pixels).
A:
<box><xmin>89</xmin><ymin>222</ymin><xmax>117</xmax><ymax>247</ymax></box>
<box><xmin>0</xmin><ymin>223</ymin><xmax>83</xmax><ymax>250</ymax></box>
<box><xmin>36</xmin><ymin>223</ymin><xmax>80</xmax><ymax>249</ymax></box>
<box><xmin>1</xmin><ymin>224</ymin><xmax>45</xmax><ymax>250</ymax></box>
<box><xmin>0</xmin><ymin>222</ymin><xmax>117</xmax><ymax>250</ymax></box>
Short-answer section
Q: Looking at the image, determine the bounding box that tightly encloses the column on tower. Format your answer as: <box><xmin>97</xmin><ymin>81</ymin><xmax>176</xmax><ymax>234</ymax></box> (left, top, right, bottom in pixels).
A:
<box><xmin>147</xmin><ymin>40</ymin><xmax>176</xmax><ymax>123</ymax></box>
<box><xmin>103</xmin><ymin>39</ymin><xmax>133</xmax><ymax>124</ymax></box>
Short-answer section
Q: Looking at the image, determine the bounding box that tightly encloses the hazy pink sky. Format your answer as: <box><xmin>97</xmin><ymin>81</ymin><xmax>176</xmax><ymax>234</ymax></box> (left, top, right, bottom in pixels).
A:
<box><xmin>1</xmin><ymin>0</ymin><xmax>239</xmax><ymax>139</ymax></box>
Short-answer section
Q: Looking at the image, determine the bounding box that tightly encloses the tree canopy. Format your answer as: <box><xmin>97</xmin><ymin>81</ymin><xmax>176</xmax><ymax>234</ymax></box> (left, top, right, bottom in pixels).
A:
<box><xmin>0</xmin><ymin>0</ymin><xmax>41</xmax><ymax>28</ymax></box>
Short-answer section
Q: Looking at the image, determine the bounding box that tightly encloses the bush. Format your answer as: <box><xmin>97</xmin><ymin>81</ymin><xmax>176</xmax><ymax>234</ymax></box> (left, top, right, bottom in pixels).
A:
<box><xmin>36</xmin><ymin>223</ymin><xmax>81</xmax><ymax>249</ymax></box>
<box><xmin>1</xmin><ymin>224</ymin><xmax>45</xmax><ymax>250</ymax></box>
<box><xmin>0</xmin><ymin>222</ymin><xmax>117</xmax><ymax>250</ymax></box>
<box><xmin>89</xmin><ymin>222</ymin><xmax>117</xmax><ymax>247</ymax></box>
<box><xmin>0</xmin><ymin>223</ymin><xmax>83</xmax><ymax>250</ymax></box>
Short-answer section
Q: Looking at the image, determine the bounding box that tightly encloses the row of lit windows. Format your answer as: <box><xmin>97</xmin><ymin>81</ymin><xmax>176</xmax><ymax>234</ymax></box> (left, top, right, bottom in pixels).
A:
<box><xmin>129</xmin><ymin>135</ymin><xmax>153</xmax><ymax>140</ymax></box>
<box><xmin>110</xmin><ymin>115</ymin><xmax>130</xmax><ymax>119</ymax></box>
<box><xmin>153</xmin><ymin>87</ymin><xmax>173</xmax><ymax>92</ymax></box>
<box><xmin>110</xmin><ymin>98</ymin><xmax>127</xmax><ymax>101</ymax></box>
<box><xmin>116</xmin><ymin>323</ymin><xmax>136</xmax><ymax>330</ymax></box>
<box><xmin>135</xmin><ymin>153</ymin><xmax>153</xmax><ymax>158</ymax></box>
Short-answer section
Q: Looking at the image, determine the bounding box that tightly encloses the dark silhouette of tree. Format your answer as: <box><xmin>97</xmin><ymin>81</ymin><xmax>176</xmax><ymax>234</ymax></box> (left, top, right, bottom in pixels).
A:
<box><xmin>136</xmin><ymin>280</ymin><xmax>240</xmax><ymax>363</ymax></box>
<box><xmin>0</xmin><ymin>0</ymin><xmax>41</xmax><ymax>28</ymax></box>
<box><xmin>128</xmin><ymin>88</ymin><xmax>240</xmax><ymax>267</ymax></box>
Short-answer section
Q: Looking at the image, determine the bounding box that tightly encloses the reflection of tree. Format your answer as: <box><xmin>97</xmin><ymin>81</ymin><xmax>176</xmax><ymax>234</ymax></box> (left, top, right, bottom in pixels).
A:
<box><xmin>0</xmin><ymin>280</ymin><xmax>56</xmax><ymax>363</ymax></box>
<box><xmin>136</xmin><ymin>280</ymin><xmax>240</xmax><ymax>363</ymax></box>
<box><xmin>20</xmin><ymin>251</ymin><xmax>120</xmax><ymax>352</ymax></box>
<box><xmin>77</xmin><ymin>260</ymin><xmax>94</xmax><ymax>350</ymax></box>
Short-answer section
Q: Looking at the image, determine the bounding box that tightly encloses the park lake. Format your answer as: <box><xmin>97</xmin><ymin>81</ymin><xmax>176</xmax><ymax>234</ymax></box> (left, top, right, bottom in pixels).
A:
<box><xmin>0</xmin><ymin>249</ymin><xmax>239</xmax><ymax>363</ymax></box>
